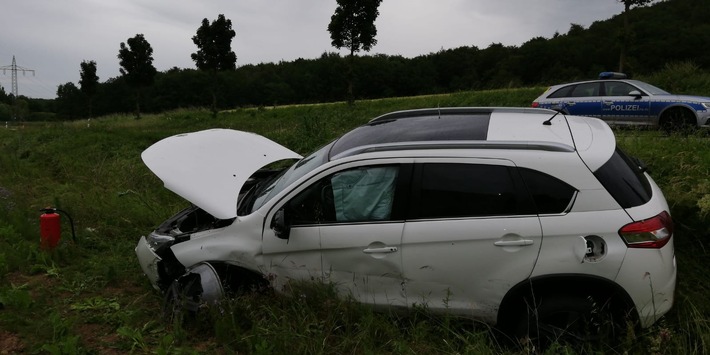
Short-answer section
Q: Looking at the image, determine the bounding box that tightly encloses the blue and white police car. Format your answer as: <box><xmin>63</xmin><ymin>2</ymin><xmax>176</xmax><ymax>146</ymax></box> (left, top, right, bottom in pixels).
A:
<box><xmin>532</xmin><ymin>72</ymin><xmax>710</xmax><ymax>131</ymax></box>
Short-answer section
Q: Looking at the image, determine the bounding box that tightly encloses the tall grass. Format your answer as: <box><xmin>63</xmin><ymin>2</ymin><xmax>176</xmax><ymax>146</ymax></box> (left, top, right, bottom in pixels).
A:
<box><xmin>0</xmin><ymin>87</ymin><xmax>708</xmax><ymax>353</ymax></box>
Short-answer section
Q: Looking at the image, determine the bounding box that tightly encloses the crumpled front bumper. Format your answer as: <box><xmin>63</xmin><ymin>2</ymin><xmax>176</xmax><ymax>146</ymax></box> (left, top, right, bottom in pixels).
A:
<box><xmin>135</xmin><ymin>236</ymin><xmax>162</xmax><ymax>290</ymax></box>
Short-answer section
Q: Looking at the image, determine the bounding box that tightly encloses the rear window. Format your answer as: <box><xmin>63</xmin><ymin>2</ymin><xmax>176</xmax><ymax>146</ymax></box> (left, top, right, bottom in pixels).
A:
<box><xmin>593</xmin><ymin>148</ymin><xmax>652</xmax><ymax>208</ymax></box>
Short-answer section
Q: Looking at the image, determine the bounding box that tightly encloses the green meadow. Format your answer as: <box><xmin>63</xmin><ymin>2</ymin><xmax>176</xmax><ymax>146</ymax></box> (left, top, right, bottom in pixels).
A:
<box><xmin>0</xmin><ymin>87</ymin><xmax>708</xmax><ymax>354</ymax></box>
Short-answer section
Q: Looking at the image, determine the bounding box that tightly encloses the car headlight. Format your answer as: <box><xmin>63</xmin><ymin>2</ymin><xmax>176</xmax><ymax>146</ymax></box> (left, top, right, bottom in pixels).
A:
<box><xmin>702</xmin><ymin>102</ymin><xmax>710</xmax><ymax>110</ymax></box>
<box><xmin>146</xmin><ymin>231</ymin><xmax>175</xmax><ymax>253</ymax></box>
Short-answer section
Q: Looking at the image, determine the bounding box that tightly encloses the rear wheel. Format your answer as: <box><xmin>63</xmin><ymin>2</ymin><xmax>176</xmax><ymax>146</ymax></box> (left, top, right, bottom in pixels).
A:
<box><xmin>513</xmin><ymin>295</ymin><xmax>625</xmax><ymax>351</ymax></box>
<box><xmin>660</xmin><ymin>107</ymin><xmax>696</xmax><ymax>133</ymax></box>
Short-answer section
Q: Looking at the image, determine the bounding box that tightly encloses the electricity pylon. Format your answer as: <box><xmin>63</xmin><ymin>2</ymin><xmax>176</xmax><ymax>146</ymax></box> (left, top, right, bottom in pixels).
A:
<box><xmin>1</xmin><ymin>56</ymin><xmax>35</xmax><ymax>98</ymax></box>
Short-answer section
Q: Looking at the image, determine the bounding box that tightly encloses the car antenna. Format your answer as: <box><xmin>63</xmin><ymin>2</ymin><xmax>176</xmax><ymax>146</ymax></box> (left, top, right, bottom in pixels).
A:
<box><xmin>543</xmin><ymin>110</ymin><xmax>560</xmax><ymax>126</ymax></box>
<box><xmin>543</xmin><ymin>103</ymin><xmax>567</xmax><ymax>126</ymax></box>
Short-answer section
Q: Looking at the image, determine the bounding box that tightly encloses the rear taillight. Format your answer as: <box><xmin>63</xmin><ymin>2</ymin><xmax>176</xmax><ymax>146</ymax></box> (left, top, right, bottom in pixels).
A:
<box><xmin>619</xmin><ymin>211</ymin><xmax>673</xmax><ymax>249</ymax></box>
<box><xmin>531</xmin><ymin>102</ymin><xmax>539</xmax><ymax>108</ymax></box>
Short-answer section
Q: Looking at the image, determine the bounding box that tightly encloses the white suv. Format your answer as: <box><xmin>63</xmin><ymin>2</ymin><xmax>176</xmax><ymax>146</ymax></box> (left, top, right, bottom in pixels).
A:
<box><xmin>136</xmin><ymin>107</ymin><xmax>676</xmax><ymax>341</ymax></box>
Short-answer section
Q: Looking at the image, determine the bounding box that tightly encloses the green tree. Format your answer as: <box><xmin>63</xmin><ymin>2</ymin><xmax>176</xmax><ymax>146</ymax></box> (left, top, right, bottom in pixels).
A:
<box><xmin>0</xmin><ymin>85</ymin><xmax>9</xmax><ymax>104</ymax></box>
<box><xmin>327</xmin><ymin>0</ymin><xmax>382</xmax><ymax>103</ymax></box>
<box><xmin>79</xmin><ymin>60</ymin><xmax>99</xmax><ymax>118</ymax></box>
<box><xmin>618</xmin><ymin>0</ymin><xmax>654</xmax><ymax>72</ymax></box>
<box><xmin>55</xmin><ymin>82</ymin><xmax>83</xmax><ymax>119</ymax></box>
<box><xmin>191</xmin><ymin>14</ymin><xmax>237</xmax><ymax>117</ymax></box>
<box><xmin>0</xmin><ymin>85</ymin><xmax>11</xmax><ymax>121</ymax></box>
<box><xmin>118</xmin><ymin>34</ymin><xmax>157</xmax><ymax>118</ymax></box>
<box><xmin>13</xmin><ymin>98</ymin><xmax>29</xmax><ymax>121</ymax></box>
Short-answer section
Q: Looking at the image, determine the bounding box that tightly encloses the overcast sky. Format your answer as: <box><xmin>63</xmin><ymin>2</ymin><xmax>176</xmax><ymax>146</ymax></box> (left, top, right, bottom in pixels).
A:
<box><xmin>2</xmin><ymin>0</ymin><xmax>630</xmax><ymax>100</ymax></box>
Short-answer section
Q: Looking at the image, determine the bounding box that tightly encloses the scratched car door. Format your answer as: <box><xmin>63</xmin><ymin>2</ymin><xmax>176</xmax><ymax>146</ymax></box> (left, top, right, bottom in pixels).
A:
<box><xmin>262</xmin><ymin>163</ymin><xmax>409</xmax><ymax>308</ymax></box>
<box><xmin>401</xmin><ymin>159</ymin><xmax>543</xmax><ymax>317</ymax></box>
<box><xmin>319</xmin><ymin>164</ymin><xmax>409</xmax><ymax>307</ymax></box>
<box><xmin>601</xmin><ymin>81</ymin><xmax>651</xmax><ymax>125</ymax></box>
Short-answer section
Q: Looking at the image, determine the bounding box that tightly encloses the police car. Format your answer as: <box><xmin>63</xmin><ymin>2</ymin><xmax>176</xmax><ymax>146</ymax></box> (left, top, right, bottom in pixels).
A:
<box><xmin>532</xmin><ymin>72</ymin><xmax>710</xmax><ymax>131</ymax></box>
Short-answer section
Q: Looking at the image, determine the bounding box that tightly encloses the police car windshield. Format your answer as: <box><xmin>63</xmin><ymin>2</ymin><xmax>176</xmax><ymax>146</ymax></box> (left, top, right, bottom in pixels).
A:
<box><xmin>628</xmin><ymin>80</ymin><xmax>670</xmax><ymax>95</ymax></box>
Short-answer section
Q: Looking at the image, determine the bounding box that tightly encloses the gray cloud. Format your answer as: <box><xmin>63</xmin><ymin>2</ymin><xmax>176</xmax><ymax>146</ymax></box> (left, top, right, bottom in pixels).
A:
<box><xmin>1</xmin><ymin>0</ymin><xmax>627</xmax><ymax>99</ymax></box>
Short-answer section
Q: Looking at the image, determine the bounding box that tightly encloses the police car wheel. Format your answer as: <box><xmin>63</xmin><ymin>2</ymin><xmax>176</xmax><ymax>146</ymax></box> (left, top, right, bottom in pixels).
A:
<box><xmin>660</xmin><ymin>107</ymin><xmax>695</xmax><ymax>133</ymax></box>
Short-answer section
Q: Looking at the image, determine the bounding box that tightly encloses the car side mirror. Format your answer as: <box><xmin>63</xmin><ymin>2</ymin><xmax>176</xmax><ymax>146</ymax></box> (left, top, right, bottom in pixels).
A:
<box><xmin>628</xmin><ymin>90</ymin><xmax>643</xmax><ymax>99</ymax></box>
<box><xmin>271</xmin><ymin>209</ymin><xmax>291</xmax><ymax>240</ymax></box>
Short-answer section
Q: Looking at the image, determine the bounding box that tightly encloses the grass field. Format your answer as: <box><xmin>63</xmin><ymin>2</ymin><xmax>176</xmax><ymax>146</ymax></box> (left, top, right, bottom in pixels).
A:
<box><xmin>1</xmin><ymin>88</ymin><xmax>708</xmax><ymax>354</ymax></box>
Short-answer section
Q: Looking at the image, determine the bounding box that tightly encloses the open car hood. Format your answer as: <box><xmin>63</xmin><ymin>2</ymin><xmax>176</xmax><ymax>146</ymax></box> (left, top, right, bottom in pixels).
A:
<box><xmin>142</xmin><ymin>129</ymin><xmax>302</xmax><ymax>219</ymax></box>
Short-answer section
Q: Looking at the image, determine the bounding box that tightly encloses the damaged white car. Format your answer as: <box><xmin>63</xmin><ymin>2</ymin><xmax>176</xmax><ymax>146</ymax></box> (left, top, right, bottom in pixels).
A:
<box><xmin>136</xmin><ymin>107</ymin><xmax>675</xmax><ymax>341</ymax></box>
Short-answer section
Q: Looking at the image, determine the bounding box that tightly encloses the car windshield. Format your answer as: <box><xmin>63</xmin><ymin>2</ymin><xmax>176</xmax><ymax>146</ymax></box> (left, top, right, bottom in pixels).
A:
<box><xmin>250</xmin><ymin>143</ymin><xmax>332</xmax><ymax>213</ymax></box>
<box><xmin>628</xmin><ymin>80</ymin><xmax>670</xmax><ymax>95</ymax></box>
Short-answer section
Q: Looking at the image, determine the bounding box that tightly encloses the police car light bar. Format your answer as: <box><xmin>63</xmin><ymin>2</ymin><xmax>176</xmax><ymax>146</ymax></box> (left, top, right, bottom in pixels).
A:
<box><xmin>599</xmin><ymin>72</ymin><xmax>628</xmax><ymax>79</ymax></box>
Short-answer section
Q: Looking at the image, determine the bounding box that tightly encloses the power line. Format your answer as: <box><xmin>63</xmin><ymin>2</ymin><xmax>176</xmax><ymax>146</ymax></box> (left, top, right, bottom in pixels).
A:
<box><xmin>1</xmin><ymin>56</ymin><xmax>35</xmax><ymax>97</ymax></box>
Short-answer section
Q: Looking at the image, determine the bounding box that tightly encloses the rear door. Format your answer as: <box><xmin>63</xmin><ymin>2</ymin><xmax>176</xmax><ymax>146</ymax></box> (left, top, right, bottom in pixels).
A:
<box><xmin>401</xmin><ymin>159</ymin><xmax>543</xmax><ymax>319</ymax></box>
<box><xmin>562</xmin><ymin>82</ymin><xmax>603</xmax><ymax>117</ymax></box>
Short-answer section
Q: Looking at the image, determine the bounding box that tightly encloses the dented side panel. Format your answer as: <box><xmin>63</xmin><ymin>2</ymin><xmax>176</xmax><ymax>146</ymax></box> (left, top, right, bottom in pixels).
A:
<box><xmin>615</xmin><ymin>246</ymin><xmax>676</xmax><ymax>327</ymax></box>
<box><xmin>402</xmin><ymin>216</ymin><xmax>542</xmax><ymax>321</ymax></box>
<box><xmin>169</xmin><ymin>216</ymin><xmax>265</xmax><ymax>274</ymax></box>
<box><xmin>320</xmin><ymin>223</ymin><xmax>406</xmax><ymax>307</ymax></box>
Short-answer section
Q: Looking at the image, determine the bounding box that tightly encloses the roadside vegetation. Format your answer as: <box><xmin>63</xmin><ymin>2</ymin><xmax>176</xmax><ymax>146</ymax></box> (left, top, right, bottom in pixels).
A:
<box><xmin>0</xmin><ymin>82</ymin><xmax>708</xmax><ymax>353</ymax></box>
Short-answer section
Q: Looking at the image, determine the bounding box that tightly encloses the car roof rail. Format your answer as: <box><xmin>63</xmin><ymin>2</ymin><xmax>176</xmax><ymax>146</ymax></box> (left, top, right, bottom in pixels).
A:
<box><xmin>367</xmin><ymin>107</ymin><xmax>553</xmax><ymax>124</ymax></box>
<box><xmin>330</xmin><ymin>140</ymin><xmax>575</xmax><ymax>160</ymax></box>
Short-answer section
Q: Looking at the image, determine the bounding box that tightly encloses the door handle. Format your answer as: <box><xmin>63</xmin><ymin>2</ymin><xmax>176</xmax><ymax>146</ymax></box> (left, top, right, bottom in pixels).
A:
<box><xmin>603</xmin><ymin>101</ymin><xmax>613</xmax><ymax>105</ymax></box>
<box><xmin>363</xmin><ymin>246</ymin><xmax>398</xmax><ymax>254</ymax></box>
<box><xmin>494</xmin><ymin>240</ymin><xmax>533</xmax><ymax>247</ymax></box>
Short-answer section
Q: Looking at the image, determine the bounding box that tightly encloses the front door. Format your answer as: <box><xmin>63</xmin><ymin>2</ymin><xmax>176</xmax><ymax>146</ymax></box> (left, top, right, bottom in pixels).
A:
<box><xmin>263</xmin><ymin>163</ymin><xmax>409</xmax><ymax>307</ymax></box>
<box><xmin>602</xmin><ymin>81</ymin><xmax>651</xmax><ymax>125</ymax></box>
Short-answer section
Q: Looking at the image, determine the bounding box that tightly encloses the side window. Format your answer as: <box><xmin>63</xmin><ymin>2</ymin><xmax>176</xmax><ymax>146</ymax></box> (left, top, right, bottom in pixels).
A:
<box><xmin>287</xmin><ymin>165</ymin><xmax>399</xmax><ymax>226</ymax></box>
<box><xmin>569</xmin><ymin>82</ymin><xmax>600</xmax><ymax>97</ymax></box>
<box><xmin>547</xmin><ymin>85</ymin><xmax>574</xmax><ymax>98</ymax></box>
<box><xmin>518</xmin><ymin>168</ymin><xmax>577</xmax><ymax>214</ymax></box>
<box><xmin>603</xmin><ymin>82</ymin><xmax>639</xmax><ymax>96</ymax></box>
<box><xmin>415</xmin><ymin>163</ymin><xmax>534</xmax><ymax>219</ymax></box>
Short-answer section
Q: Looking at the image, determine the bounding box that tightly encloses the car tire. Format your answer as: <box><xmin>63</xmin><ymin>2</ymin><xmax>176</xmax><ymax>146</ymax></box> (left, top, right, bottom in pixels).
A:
<box><xmin>660</xmin><ymin>107</ymin><xmax>696</xmax><ymax>133</ymax></box>
<box><xmin>513</xmin><ymin>294</ymin><xmax>620</xmax><ymax>350</ymax></box>
<box><xmin>162</xmin><ymin>279</ymin><xmax>199</xmax><ymax>321</ymax></box>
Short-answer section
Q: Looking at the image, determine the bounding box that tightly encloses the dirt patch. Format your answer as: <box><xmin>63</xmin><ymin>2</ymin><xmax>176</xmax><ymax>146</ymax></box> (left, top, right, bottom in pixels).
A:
<box><xmin>75</xmin><ymin>323</ymin><xmax>123</xmax><ymax>355</ymax></box>
<box><xmin>0</xmin><ymin>330</ymin><xmax>25</xmax><ymax>354</ymax></box>
<box><xmin>5</xmin><ymin>272</ymin><xmax>59</xmax><ymax>289</ymax></box>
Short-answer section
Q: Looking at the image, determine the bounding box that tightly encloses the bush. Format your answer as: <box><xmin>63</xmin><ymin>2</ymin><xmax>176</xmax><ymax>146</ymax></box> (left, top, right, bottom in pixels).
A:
<box><xmin>641</xmin><ymin>61</ymin><xmax>710</xmax><ymax>95</ymax></box>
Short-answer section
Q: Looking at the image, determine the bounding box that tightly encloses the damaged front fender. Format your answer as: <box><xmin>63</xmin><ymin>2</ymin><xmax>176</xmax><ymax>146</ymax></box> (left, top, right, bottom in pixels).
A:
<box><xmin>164</xmin><ymin>262</ymin><xmax>224</xmax><ymax>315</ymax></box>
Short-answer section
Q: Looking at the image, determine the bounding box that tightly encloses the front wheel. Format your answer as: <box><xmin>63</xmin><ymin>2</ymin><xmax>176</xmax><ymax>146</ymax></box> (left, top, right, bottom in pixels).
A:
<box><xmin>162</xmin><ymin>262</ymin><xmax>225</xmax><ymax>320</ymax></box>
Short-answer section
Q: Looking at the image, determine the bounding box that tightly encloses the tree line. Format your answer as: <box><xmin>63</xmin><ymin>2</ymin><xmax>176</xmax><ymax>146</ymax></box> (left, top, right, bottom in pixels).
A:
<box><xmin>3</xmin><ymin>0</ymin><xmax>708</xmax><ymax>121</ymax></box>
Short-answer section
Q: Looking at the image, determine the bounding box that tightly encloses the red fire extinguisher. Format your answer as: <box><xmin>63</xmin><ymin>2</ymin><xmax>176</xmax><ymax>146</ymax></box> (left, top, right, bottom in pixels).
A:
<box><xmin>39</xmin><ymin>207</ymin><xmax>76</xmax><ymax>250</ymax></box>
